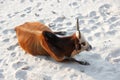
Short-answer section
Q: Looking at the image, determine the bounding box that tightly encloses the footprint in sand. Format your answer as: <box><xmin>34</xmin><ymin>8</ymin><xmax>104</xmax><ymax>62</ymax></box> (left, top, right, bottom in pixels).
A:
<box><xmin>41</xmin><ymin>75</ymin><xmax>51</xmax><ymax>80</ymax></box>
<box><xmin>38</xmin><ymin>19</ymin><xmax>45</xmax><ymax>24</ymax></box>
<box><xmin>11</xmin><ymin>52</ymin><xmax>16</xmax><ymax>57</ymax></box>
<box><xmin>38</xmin><ymin>8</ymin><xmax>42</xmax><ymax>12</ymax></box>
<box><xmin>79</xmin><ymin>20</ymin><xmax>85</xmax><ymax>24</ymax></box>
<box><xmin>89</xmin><ymin>11</ymin><xmax>97</xmax><ymax>18</ymax></box>
<box><xmin>57</xmin><ymin>23</ymin><xmax>63</xmax><ymax>28</ymax></box>
<box><xmin>51</xmin><ymin>11</ymin><xmax>57</xmax><ymax>15</ymax></box>
<box><xmin>82</xmin><ymin>28</ymin><xmax>91</xmax><ymax>33</ymax></box>
<box><xmin>88</xmin><ymin>36</ymin><xmax>93</xmax><ymax>41</ymax></box>
<box><xmin>0</xmin><ymin>73</ymin><xmax>4</xmax><ymax>79</ymax></box>
<box><xmin>28</xmin><ymin>73</ymin><xmax>51</xmax><ymax>80</ymax></box>
<box><xmin>95</xmin><ymin>32</ymin><xmax>101</xmax><ymax>37</ymax></box>
<box><xmin>20</xmin><ymin>0</ymin><xmax>25</xmax><ymax>3</ymax></box>
<box><xmin>3</xmin><ymin>38</ymin><xmax>9</xmax><ymax>42</ymax></box>
<box><xmin>7</xmin><ymin>43</ymin><xmax>18</xmax><ymax>51</ymax></box>
<box><xmin>15</xmin><ymin>70</ymin><xmax>27</xmax><ymax>80</ymax></box>
<box><xmin>76</xmin><ymin>13</ymin><xmax>84</xmax><ymax>19</ymax></box>
<box><xmin>29</xmin><ymin>0</ymin><xmax>33</xmax><ymax>2</ymax></box>
<box><xmin>36</xmin><ymin>2</ymin><xmax>41</xmax><ymax>8</ymax></box>
<box><xmin>70</xmin><ymin>73</ymin><xmax>78</xmax><ymax>79</ymax></box>
<box><xmin>106</xmin><ymin>49</ymin><xmax>120</xmax><ymax>62</ymax></box>
<box><xmin>72</xmin><ymin>2</ymin><xmax>78</xmax><ymax>6</ymax></box>
<box><xmin>0</xmin><ymin>20</ymin><xmax>6</xmax><ymax>24</ymax></box>
<box><xmin>0</xmin><ymin>59</ymin><xmax>2</xmax><ymax>63</ymax></box>
<box><xmin>0</xmin><ymin>69</ymin><xmax>4</xmax><ymax>79</ymax></box>
<box><xmin>91</xmin><ymin>26</ymin><xmax>97</xmax><ymax>30</ymax></box>
<box><xmin>3</xmin><ymin>29</ymin><xmax>9</xmax><ymax>34</ymax></box>
<box><xmin>8</xmin><ymin>11</ymin><xmax>21</xmax><ymax>18</ymax></box>
<box><xmin>7</xmin><ymin>13</ymin><xmax>16</xmax><ymax>18</ymax></box>
<box><xmin>69</xmin><ymin>1</ymin><xmax>78</xmax><ymax>7</ymax></box>
<box><xmin>12</xmin><ymin>61</ymin><xmax>27</xmax><ymax>69</ymax></box>
<box><xmin>3</xmin><ymin>29</ymin><xmax>15</xmax><ymax>34</ymax></box>
<box><xmin>88</xmin><ymin>19</ymin><xmax>95</xmax><ymax>24</ymax></box>
<box><xmin>48</xmin><ymin>23</ymin><xmax>56</xmax><ymax>28</ymax></box>
<box><xmin>20</xmin><ymin>14</ymin><xmax>26</xmax><ymax>17</ymax></box>
<box><xmin>99</xmin><ymin>4</ymin><xmax>111</xmax><ymax>17</ymax></box>
<box><xmin>107</xmin><ymin>16</ymin><xmax>119</xmax><ymax>24</ymax></box>
<box><xmin>95</xmin><ymin>22</ymin><xmax>103</xmax><ymax>27</ymax></box>
<box><xmin>88</xmin><ymin>11</ymin><xmax>100</xmax><ymax>24</ymax></box>
<box><xmin>35</xmin><ymin>13</ymin><xmax>40</xmax><ymax>17</ymax></box>
<box><xmin>24</xmin><ymin>7</ymin><xmax>32</xmax><ymax>13</ymax></box>
<box><xmin>0</xmin><ymin>0</ymin><xmax>4</xmax><ymax>4</ymax></box>
<box><xmin>110</xmin><ymin>21</ymin><xmax>120</xmax><ymax>29</ymax></box>
<box><xmin>106</xmin><ymin>30</ymin><xmax>116</xmax><ymax>35</ymax></box>
<box><xmin>93</xmin><ymin>16</ymin><xmax>100</xmax><ymax>20</ymax></box>
<box><xmin>53</xmin><ymin>16</ymin><xmax>65</xmax><ymax>23</ymax></box>
<box><xmin>13</xmin><ymin>35</ymin><xmax>17</xmax><ymax>39</ymax></box>
<box><xmin>66</xmin><ymin>22</ymin><xmax>72</xmax><ymax>26</ymax></box>
<box><xmin>10</xmin><ymin>29</ymin><xmax>15</xmax><ymax>33</ymax></box>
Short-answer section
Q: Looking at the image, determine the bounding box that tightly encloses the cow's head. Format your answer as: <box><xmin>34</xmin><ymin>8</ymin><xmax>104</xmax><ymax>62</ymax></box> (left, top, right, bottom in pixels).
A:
<box><xmin>74</xmin><ymin>19</ymin><xmax>92</xmax><ymax>54</ymax></box>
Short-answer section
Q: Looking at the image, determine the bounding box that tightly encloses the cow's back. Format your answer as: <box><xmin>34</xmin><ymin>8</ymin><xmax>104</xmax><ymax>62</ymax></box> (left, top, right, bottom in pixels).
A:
<box><xmin>15</xmin><ymin>22</ymin><xmax>51</xmax><ymax>56</ymax></box>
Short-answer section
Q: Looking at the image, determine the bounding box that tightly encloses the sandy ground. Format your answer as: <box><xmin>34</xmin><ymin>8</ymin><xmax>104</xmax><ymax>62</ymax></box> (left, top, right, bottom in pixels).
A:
<box><xmin>0</xmin><ymin>0</ymin><xmax>120</xmax><ymax>80</ymax></box>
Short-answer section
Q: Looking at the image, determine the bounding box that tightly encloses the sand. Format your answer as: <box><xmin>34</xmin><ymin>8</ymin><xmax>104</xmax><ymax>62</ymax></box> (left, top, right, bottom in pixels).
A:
<box><xmin>0</xmin><ymin>0</ymin><xmax>120</xmax><ymax>80</ymax></box>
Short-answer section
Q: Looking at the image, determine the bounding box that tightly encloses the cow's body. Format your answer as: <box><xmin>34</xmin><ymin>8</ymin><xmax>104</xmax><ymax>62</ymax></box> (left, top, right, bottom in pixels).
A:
<box><xmin>15</xmin><ymin>20</ymin><xmax>92</xmax><ymax>64</ymax></box>
<box><xmin>15</xmin><ymin>22</ymin><xmax>51</xmax><ymax>56</ymax></box>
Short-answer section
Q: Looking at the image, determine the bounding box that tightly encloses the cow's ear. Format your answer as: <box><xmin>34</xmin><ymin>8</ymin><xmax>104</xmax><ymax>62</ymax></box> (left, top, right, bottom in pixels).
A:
<box><xmin>40</xmin><ymin>31</ymin><xmax>65</xmax><ymax>62</ymax></box>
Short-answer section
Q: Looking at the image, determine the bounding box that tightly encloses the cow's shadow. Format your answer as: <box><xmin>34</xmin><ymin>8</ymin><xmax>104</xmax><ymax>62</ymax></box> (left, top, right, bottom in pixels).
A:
<box><xmin>36</xmin><ymin>52</ymin><xmax>118</xmax><ymax>80</ymax></box>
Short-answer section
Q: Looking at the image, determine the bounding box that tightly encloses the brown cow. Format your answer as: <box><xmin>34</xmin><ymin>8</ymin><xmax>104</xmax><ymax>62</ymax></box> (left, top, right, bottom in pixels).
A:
<box><xmin>15</xmin><ymin>19</ymin><xmax>92</xmax><ymax>65</ymax></box>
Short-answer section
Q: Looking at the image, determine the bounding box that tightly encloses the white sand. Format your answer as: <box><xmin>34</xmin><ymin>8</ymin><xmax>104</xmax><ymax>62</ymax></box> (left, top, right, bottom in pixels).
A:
<box><xmin>0</xmin><ymin>0</ymin><xmax>120</xmax><ymax>80</ymax></box>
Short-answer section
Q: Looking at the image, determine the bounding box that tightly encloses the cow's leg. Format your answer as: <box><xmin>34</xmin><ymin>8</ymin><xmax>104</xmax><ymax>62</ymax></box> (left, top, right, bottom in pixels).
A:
<box><xmin>63</xmin><ymin>58</ymin><xmax>90</xmax><ymax>65</ymax></box>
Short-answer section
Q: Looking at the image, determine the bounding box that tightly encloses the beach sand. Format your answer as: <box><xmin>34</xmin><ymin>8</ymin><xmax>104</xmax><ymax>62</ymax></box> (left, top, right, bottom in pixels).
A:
<box><xmin>0</xmin><ymin>0</ymin><xmax>120</xmax><ymax>80</ymax></box>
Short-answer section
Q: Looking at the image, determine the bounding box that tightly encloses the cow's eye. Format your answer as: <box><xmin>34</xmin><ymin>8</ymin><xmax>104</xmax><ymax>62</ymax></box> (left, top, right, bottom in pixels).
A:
<box><xmin>81</xmin><ymin>42</ymin><xmax>86</xmax><ymax>46</ymax></box>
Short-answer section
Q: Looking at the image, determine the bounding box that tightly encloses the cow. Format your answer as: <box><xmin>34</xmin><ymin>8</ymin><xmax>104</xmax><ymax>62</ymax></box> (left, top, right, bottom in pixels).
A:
<box><xmin>15</xmin><ymin>19</ymin><xmax>92</xmax><ymax>65</ymax></box>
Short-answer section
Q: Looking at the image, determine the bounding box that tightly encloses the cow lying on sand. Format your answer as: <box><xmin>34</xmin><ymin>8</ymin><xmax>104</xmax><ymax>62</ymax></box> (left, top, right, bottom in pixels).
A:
<box><xmin>15</xmin><ymin>19</ymin><xmax>92</xmax><ymax>65</ymax></box>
